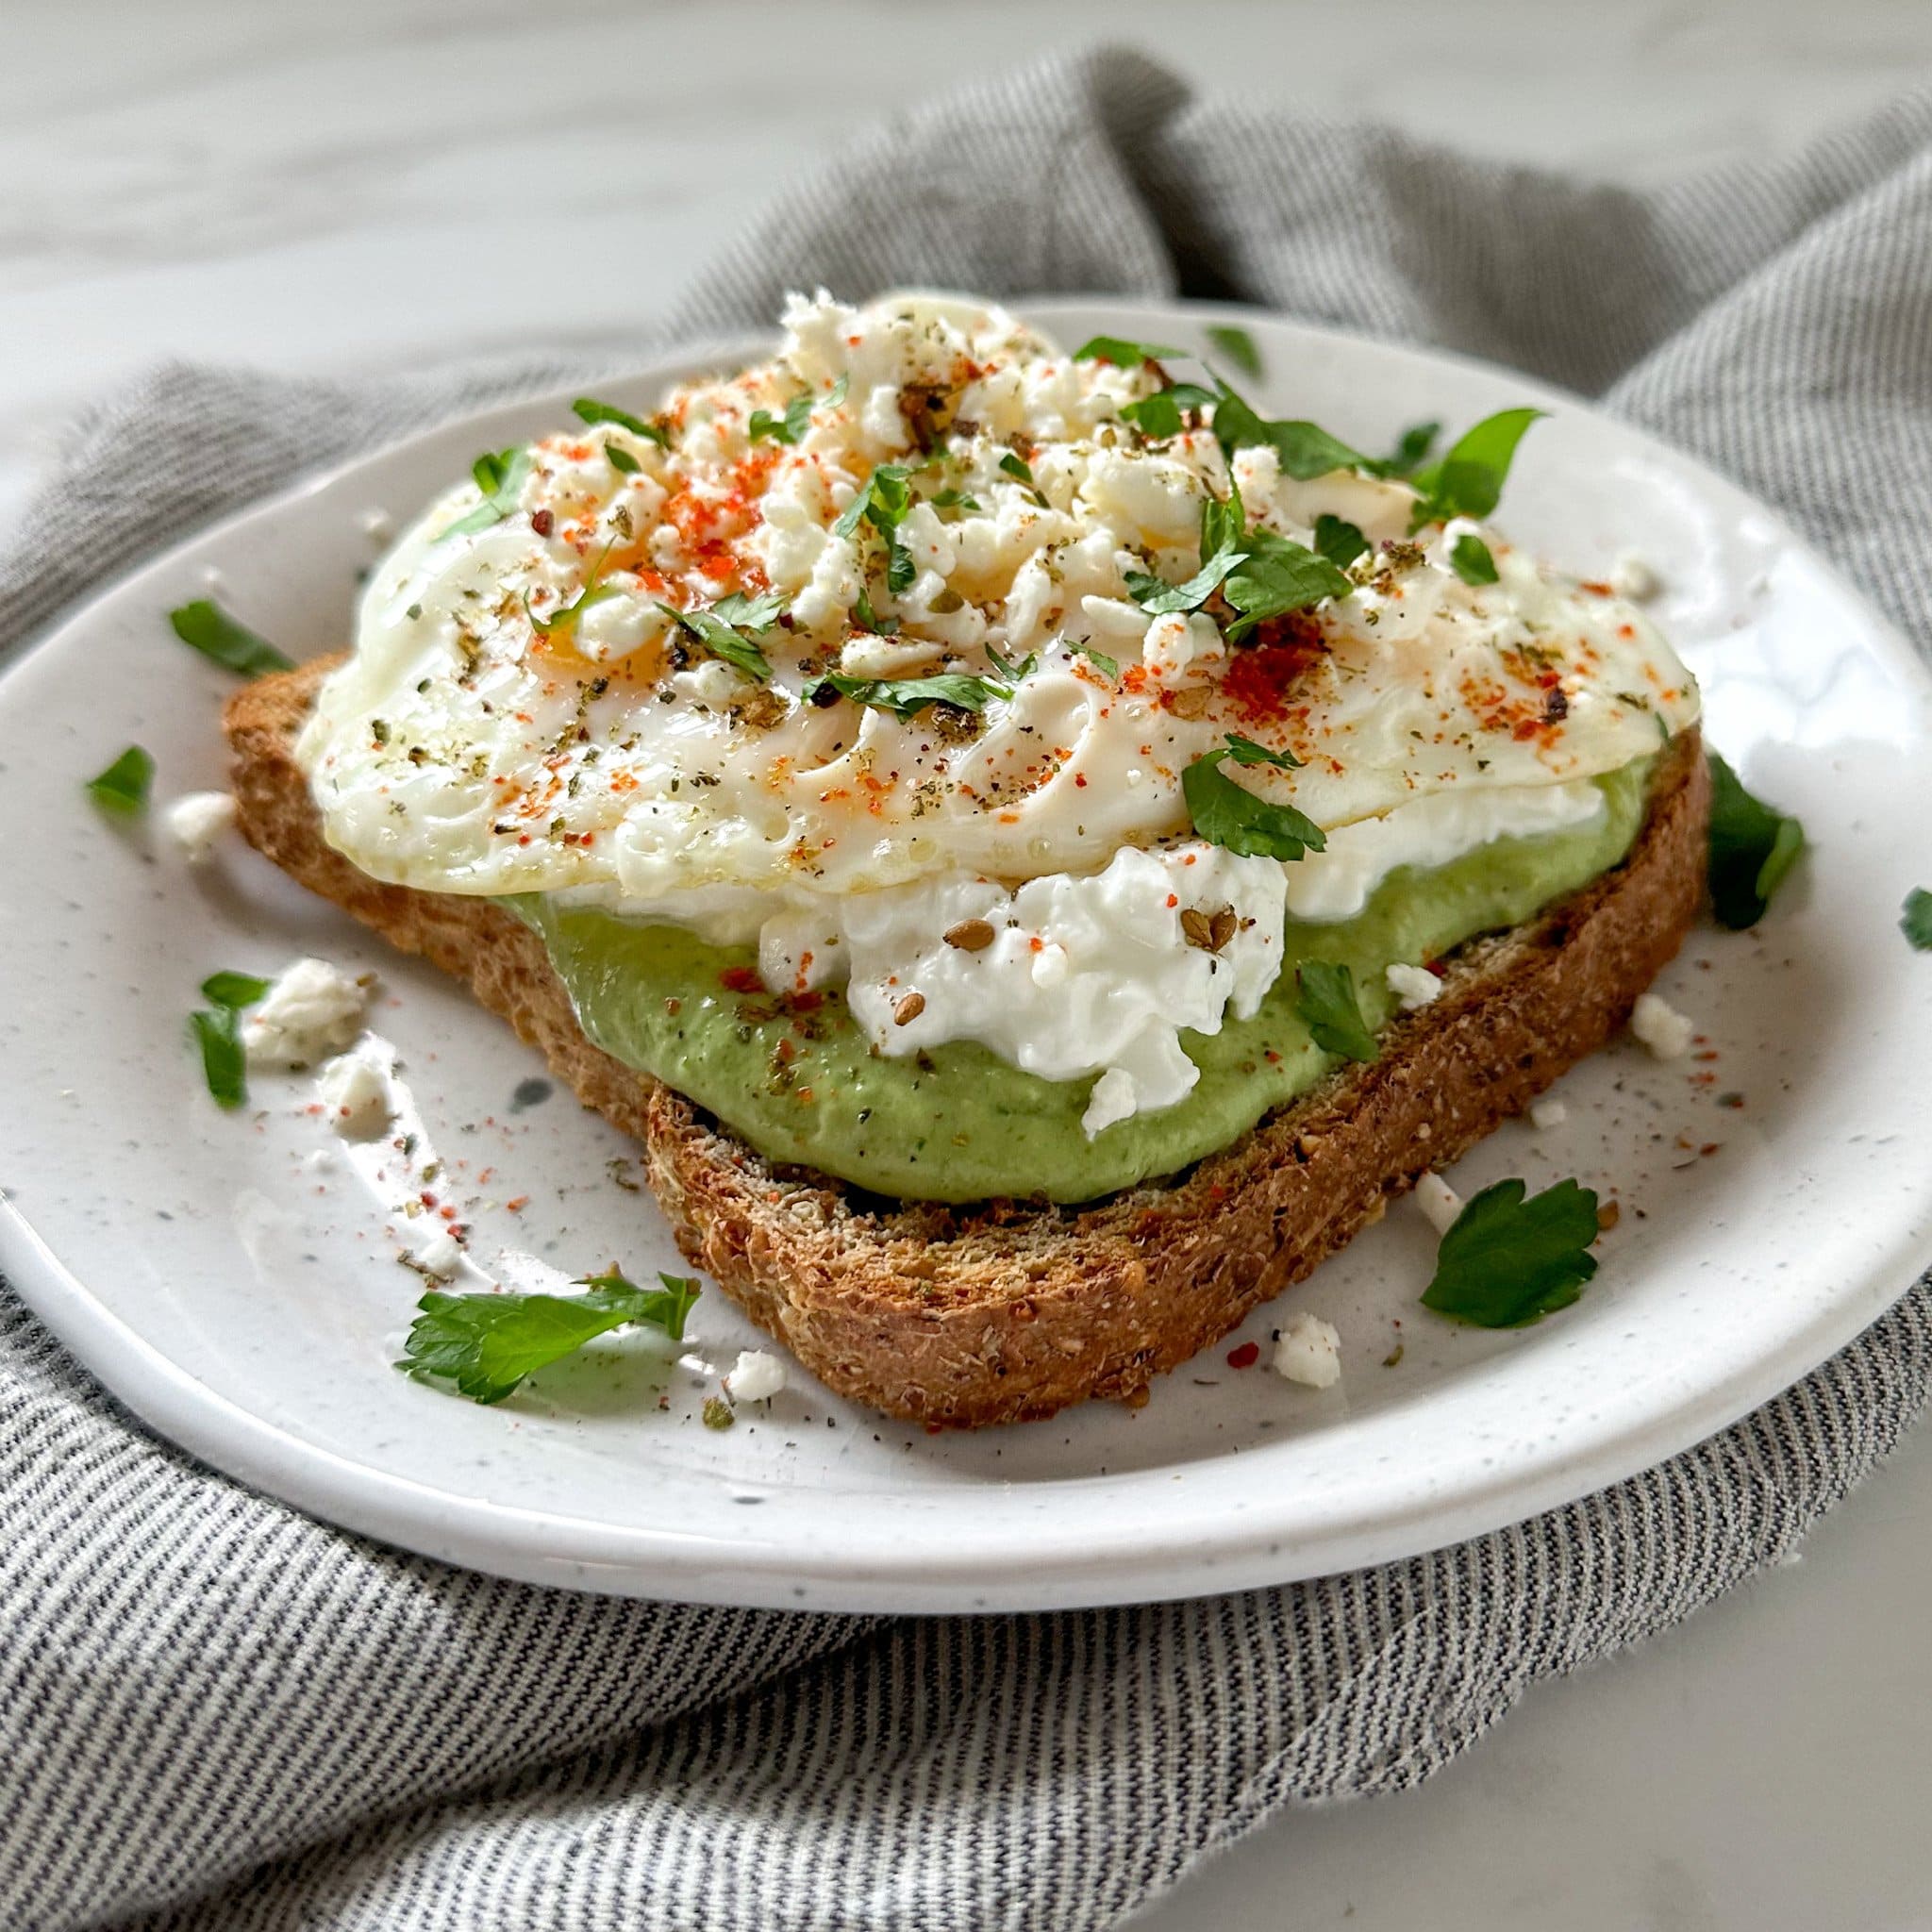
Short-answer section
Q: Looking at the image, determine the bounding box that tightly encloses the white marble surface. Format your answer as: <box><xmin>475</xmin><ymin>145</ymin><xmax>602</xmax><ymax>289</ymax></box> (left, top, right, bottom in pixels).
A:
<box><xmin>8</xmin><ymin>2</ymin><xmax>1932</xmax><ymax>1924</ymax></box>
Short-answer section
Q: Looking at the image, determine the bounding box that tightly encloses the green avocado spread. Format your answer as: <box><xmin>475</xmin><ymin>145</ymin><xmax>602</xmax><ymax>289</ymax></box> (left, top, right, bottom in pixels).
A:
<box><xmin>513</xmin><ymin>758</ymin><xmax>1651</xmax><ymax>1205</ymax></box>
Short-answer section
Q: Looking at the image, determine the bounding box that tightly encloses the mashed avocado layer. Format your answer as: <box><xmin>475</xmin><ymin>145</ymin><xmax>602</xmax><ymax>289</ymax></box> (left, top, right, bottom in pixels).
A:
<box><xmin>515</xmin><ymin>758</ymin><xmax>1652</xmax><ymax>1205</ymax></box>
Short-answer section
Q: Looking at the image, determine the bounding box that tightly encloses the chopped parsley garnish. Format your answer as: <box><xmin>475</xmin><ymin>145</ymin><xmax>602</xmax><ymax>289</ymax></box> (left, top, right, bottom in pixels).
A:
<box><xmin>1449</xmin><ymin>533</ymin><xmax>1499</xmax><ymax>585</ymax></box>
<box><xmin>834</xmin><ymin>461</ymin><xmax>918</xmax><ymax>591</ymax></box>
<box><xmin>440</xmin><ymin>446</ymin><xmax>536</xmax><ymax>539</ymax></box>
<box><xmin>571</xmin><ymin>397</ymin><xmax>668</xmax><ymax>445</ymax></box>
<box><xmin>1407</xmin><ymin>408</ymin><xmax>1545</xmax><ymax>530</ymax></box>
<box><xmin>1381</xmin><ymin>420</ymin><xmax>1441</xmax><ymax>476</ymax></box>
<box><xmin>1421</xmin><ymin>1177</ymin><xmax>1601</xmax><ymax>1327</ymax></box>
<box><xmin>396</xmin><ymin>1269</ymin><xmax>700</xmax><ymax>1406</ymax></box>
<box><xmin>87</xmin><ymin>744</ymin><xmax>154</xmax><ymax>816</ymax></box>
<box><xmin>1119</xmin><ymin>382</ymin><xmax>1217</xmax><ymax>440</ymax></box>
<box><xmin>1072</xmin><ymin>335</ymin><xmax>1182</xmax><ymax>367</ymax></box>
<box><xmin>1211</xmin><ymin>384</ymin><xmax>1374</xmax><ymax>480</ymax></box>
<box><xmin>607</xmin><ymin>445</ymin><xmax>641</xmax><ymax>475</ymax></box>
<box><xmin>1126</xmin><ymin>487</ymin><xmax>1248</xmax><ymax>615</ymax></box>
<box><xmin>168</xmin><ymin>600</ymin><xmax>293</xmax><ymax>677</ymax></box>
<box><xmin>1313</xmin><ymin>514</ymin><xmax>1370</xmax><ymax>571</ymax></box>
<box><xmin>931</xmin><ymin>488</ymin><xmax>982</xmax><ymax>513</ymax></box>
<box><xmin>659</xmin><ymin>591</ymin><xmax>782</xmax><ymax>681</ymax></box>
<box><xmin>1903</xmin><ymin>888</ymin><xmax>1932</xmax><ymax>951</ymax></box>
<box><xmin>189</xmin><ymin>969</ymin><xmax>267</xmax><ymax>1111</ymax></box>
<box><xmin>997</xmin><ymin>451</ymin><xmax>1049</xmax><ymax>508</ymax></box>
<box><xmin>528</xmin><ymin>542</ymin><xmax>622</xmax><ymax>639</ymax></box>
<box><xmin>1295</xmin><ymin>960</ymin><xmax>1377</xmax><ymax>1062</ymax></box>
<box><xmin>801</xmin><ymin>671</ymin><xmax>1010</xmax><ymax>721</ymax></box>
<box><xmin>1182</xmin><ymin>734</ymin><xmax>1326</xmax><ymax>861</ymax></box>
<box><xmin>749</xmin><ymin>375</ymin><xmax>846</xmax><ymax>446</ymax></box>
<box><xmin>1707</xmin><ymin>751</ymin><xmax>1804</xmax><ymax>929</ymax></box>
<box><xmin>984</xmin><ymin>645</ymin><xmax>1037</xmax><ymax>683</ymax></box>
<box><xmin>1065</xmin><ymin>640</ymin><xmax>1119</xmax><ymax>679</ymax></box>
<box><xmin>1222</xmin><ymin>528</ymin><xmax>1354</xmax><ymax>638</ymax></box>
<box><xmin>1205</xmin><ymin>325</ymin><xmax>1262</xmax><ymax>376</ymax></box>
<box><xmin>851</xmin><ymin>587</ymin><xmax>899</xmax><ymax>636</ymax></box>
<box><xmin>200</xmin><ymin>970</ymin><xmax>272</xmax><ymax>1011</ymax></box>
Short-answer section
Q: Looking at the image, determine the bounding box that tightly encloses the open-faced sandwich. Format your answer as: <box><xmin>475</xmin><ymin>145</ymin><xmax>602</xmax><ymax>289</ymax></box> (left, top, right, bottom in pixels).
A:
<box><xmin>218</xmin><ymin>292</ymin><xmax>1710</xmax><ymax>1425</ymax></box>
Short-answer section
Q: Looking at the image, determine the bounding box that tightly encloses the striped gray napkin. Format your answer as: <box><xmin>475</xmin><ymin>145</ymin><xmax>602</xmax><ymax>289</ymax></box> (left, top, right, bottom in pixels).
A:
<box><xmin>6</xmin><ymin>45</ymin><xmax>1932</xmax><ymax>1932</ymax></box>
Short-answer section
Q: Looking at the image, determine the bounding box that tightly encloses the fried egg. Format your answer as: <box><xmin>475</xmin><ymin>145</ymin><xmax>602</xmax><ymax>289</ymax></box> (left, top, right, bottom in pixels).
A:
<box><xmin>298</xmin><ymin>291</ymin><xmax>1698</xmax><ymax>913</ymax></box>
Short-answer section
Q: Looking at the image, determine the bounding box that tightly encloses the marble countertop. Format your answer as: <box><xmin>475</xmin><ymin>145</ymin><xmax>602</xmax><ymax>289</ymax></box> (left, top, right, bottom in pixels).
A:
<box><xmin>8</xmin><ymin>3</ymin><xmax>1932</xmax><ymax>1925</ymax></box>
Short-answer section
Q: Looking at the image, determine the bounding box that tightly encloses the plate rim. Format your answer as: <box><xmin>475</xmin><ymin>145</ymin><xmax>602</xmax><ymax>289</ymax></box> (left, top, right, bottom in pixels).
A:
<box><xmin>5</xmin><ymin>294</ymin><xmax>1930</xmax><ymax>1612</ymax></box>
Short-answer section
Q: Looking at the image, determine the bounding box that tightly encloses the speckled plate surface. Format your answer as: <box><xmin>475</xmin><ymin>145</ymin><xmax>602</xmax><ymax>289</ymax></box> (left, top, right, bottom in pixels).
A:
<box><xmin>2</xmin><ymin>300</ymin><xmax>1929</xmax><ymax>1612</ymax></box>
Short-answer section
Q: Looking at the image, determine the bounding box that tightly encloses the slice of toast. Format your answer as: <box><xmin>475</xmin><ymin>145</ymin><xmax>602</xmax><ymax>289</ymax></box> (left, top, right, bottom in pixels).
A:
<box><xmin>226</xmin><ymin>659</ymin><xmax>1710</xmax><ymax>1427</ymax></box>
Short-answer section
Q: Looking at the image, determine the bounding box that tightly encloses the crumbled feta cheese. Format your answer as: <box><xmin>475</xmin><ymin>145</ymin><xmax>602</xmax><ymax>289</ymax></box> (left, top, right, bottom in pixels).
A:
<box><xmin>724</xmin><ymin>1350</ymin><xmax>787</xmax><ymax>1402</ymax></box>
<box><xmin>163</xmin><ymin>791</ymin><xmax>238</xmax><ymax>863</ymax></box>
<box><xmin>1609</xmin><ymin>550</ymin><xmax>1660</xmax><ymax>601</ymax></box>
<box><xmin>1385</xmin><ymin>961</ymin><xmax>1442</xmax><ymax>1010</ymax></box>
<box><xmin>1528</xmin><ymin>1095</ymin><xmax>1568</xmax><ymax>1130</ymax></box>
<box><xmin>409</xmin><ymin>1228</ymin><xmax>462</xmax><ymax>1278</ymax></box>
<box><xmin>677</xmin><ymin>1353</ymin><xmax>717</xmax><ymax>1381</ymax></box>
<box><xmin>1415</xmin><ymin>1170</ymin><xmax>1464</xmax><ymax>1235</ymax></box>
<box><xmin>1273</xmin><ymin>1312</ymin><xmax>1342</xmax><ymax>1389</ymax></box>
<box><xmin>242</xmin><ymin>958</ymin><xmax>369</xmax><ymax>1069</ymax></box>
<box><xmin>317</xmin><ymin>1053</ymin><xmax>392</xmax><ymax>1141</ymax></box>
<box><xmin>1631</xmin><ymin>991</ymin><xmax>1695</xmax><ymax>1060</ymax></box>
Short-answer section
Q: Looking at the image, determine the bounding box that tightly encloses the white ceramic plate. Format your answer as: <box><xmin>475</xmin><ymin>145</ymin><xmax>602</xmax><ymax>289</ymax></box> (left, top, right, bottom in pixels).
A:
<box><xmin>4</xmin><ymin>300</ymin><xmax>1929</xmax><ymax>1613</ymax></box>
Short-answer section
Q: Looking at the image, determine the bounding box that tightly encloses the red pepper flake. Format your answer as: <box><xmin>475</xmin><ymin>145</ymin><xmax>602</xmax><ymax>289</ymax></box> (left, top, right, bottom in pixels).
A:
<box><xmin>531</xmin><ymin>508</ymin><xmax>554</xmax><ymax>538</ymax></box>
<box><xmin>1226</xmin><ymin>1341</ymin><xmax>1261</xmax><ymax>1370</ymax></box>
<box><xmin>505</xmin><ymin>1195</ymin><xmax>529</xmax><ymax>1212</ymax></box>
<box><xmin>720</xmin><ymin>965</ymin><xmax>764</xmax><ymax>994</ymax></box>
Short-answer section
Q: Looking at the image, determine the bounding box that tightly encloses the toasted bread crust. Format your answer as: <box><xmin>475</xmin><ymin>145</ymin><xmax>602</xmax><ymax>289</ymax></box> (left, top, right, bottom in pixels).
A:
<box><xmin>226</xmin><ymin>660</ymin><xmax>1709</xmax><ymax>1427</ymax></box>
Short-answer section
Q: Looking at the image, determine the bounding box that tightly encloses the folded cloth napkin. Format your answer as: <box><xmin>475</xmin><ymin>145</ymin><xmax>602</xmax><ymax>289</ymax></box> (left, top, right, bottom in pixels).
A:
<box><xmin>5</xmin><ymin>45</ymin><xmax>1931</xmax><ymax>1932</ymax></box>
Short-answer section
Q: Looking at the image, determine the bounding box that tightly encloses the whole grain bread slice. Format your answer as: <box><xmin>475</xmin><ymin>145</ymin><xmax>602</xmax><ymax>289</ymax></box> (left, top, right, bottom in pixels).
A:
<box><xmin>225</xmin><ymin>659</ymin><xmax>1710</xmax><ymax>1427</ymax></box>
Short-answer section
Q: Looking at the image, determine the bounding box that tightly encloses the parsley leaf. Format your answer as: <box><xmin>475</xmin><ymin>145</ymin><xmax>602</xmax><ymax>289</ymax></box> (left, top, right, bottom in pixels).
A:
<box><xmin>1379</xmin><ymin>420</ymin><xmax>1440</xmax><ymax>477</ymax></box>
<box><xmin>1066</xmin><ymin>640</ymin><xmax>1119</xmax><ymax>679</ymax></box>
<box><xmin>1119</xmin><ymin>382</ymin><xmax>1218</xmax><ymax>440</ymax></box>
<box><xmin>751</xmin><ymin>374</ymin><xmax>849</xmax><ymax>445</ymax></box>
<box><xmin>1212</xmin><ymin>383</ymin><xmax>1374</xmax><ymax>479</ymax></box>
<box><xmin>1422</xmin><ymin>1177</ymin><xmax>1601</xmax><ymax>1327</ymax></box>
<box><xmin>191</xmin><ymin>1007</ymin><xmax>247</xmax><ymax>1109</ymax></box>
<box><xmin>1296</xmin><ymin>960</ymin><xmax>1378</xmax><ymax>1062</ymax></box>
<box><xmin>1182</xmin><ymin>734</ymin><xmax>1326</xmax><ymax>861</ymax></box>
<box><xmin>1903</xmin><ymin>888</ymin><xmax>1932</xmax><ymax>951</ymax></box>
<box><xmin>659</xmin><ymin>593</ymin><xmax>779</xmax><ymax>681</ymax></box>
<box><xmin>1450</xmin><ymin>533</ymin><xmax>1499</xmax><ymax>585</ymax></box>
<box><xmin>802</xmin><ymin>672</ymin><xmax>1009</xmax><ymax>721</ymax></box>
<box><xmin>834</xmin><ymin>462</ymin><xmax>920</xmax><ymax>591</ymax></box>
<box><xmin>1707</xmin><ymin>751</ymin><xmax>1805</xmax><ymax>929</ymax></box>
<box><xmin>1205</xmin><ymin>324</ymin><xmax>1262</xmax><ymax>377</ymax></box>
<box><xmin>1408</xmin><ymin>408</ymin><xmax>1544</xmax><ymax>529</ymax></box>
<box><xmin>997</xmin><ymin>451</ymin><xmax>1050</xmax><ymax>508</ymax></box>
<box><xmin>397</xmin><ymin>1270</ymin><xmax>701</xmax><ymax>1406</ymax></box>
<box><xmin>607</xmin><ymin>445</ymin><xmax>641</xmax><ymax>475</ymax></box>
<box><xmin>190</xmin><ymin>970</ymin><xmax>271</xmax><ymax>1109</ymax></box>
<box><xmin>1222</xmin><ymin>529</ymin><xmax>1353</xmax><ymax>638</ymax></box>
<box><xmin>1073</xmin><ymin>335</ymin><xmax>1182</xmax><ymax>367</ymax></box>
<box><xmin>931</xmin><ymin>488</ymin><xmax>982</xmax><ymax>513</ymax></box>
<box><xmin>87</xmin><ymin>744</ymin><xmax>154</xmax><ymax>816</ymax></box>
<box><xmin>832</xmin><ymin>462</ymin><xmax>915</xmax><ymax>541</ymax></box>
<box><xmin>572</xmin><ymin>397</ymin><xmax>668</xmax><ymax>446</ymax></box>
<box><xmin>200</xmin><ymin>970</ymin><xmax>272</xmax><ymax>1010</ymax></box>
<box><xmin>984</xmin><ymin>645</ymin><xmax>1037</xmax><ymax>683</ymax></box>
<box><xmin>441</xmin><ymin>446</ymin><xmax>536</xmax><ymax>539</ymax></box>
<box><xmin>169</xmin><ymin>600</ymin><xmax>293</xmax><ymax>677</ymax></box>
<box><xmin>1313</xmin><ymin>514</ymin><xmax>1370</xmax><ymax>571</ymax></box>
<box><xmin>851</xmin><ymin>587</ymin><xmax>899</xmax><ymax>636</ymax></box>
<box><xmin>527</xmin><ymin>542</ymin><xmax>622</xmax><ymax>639</ymax></box>
<box><xmin>1126</xmin><ymin>487</ymin><xmax>1248</xmax><ymax>614</ymax></box>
